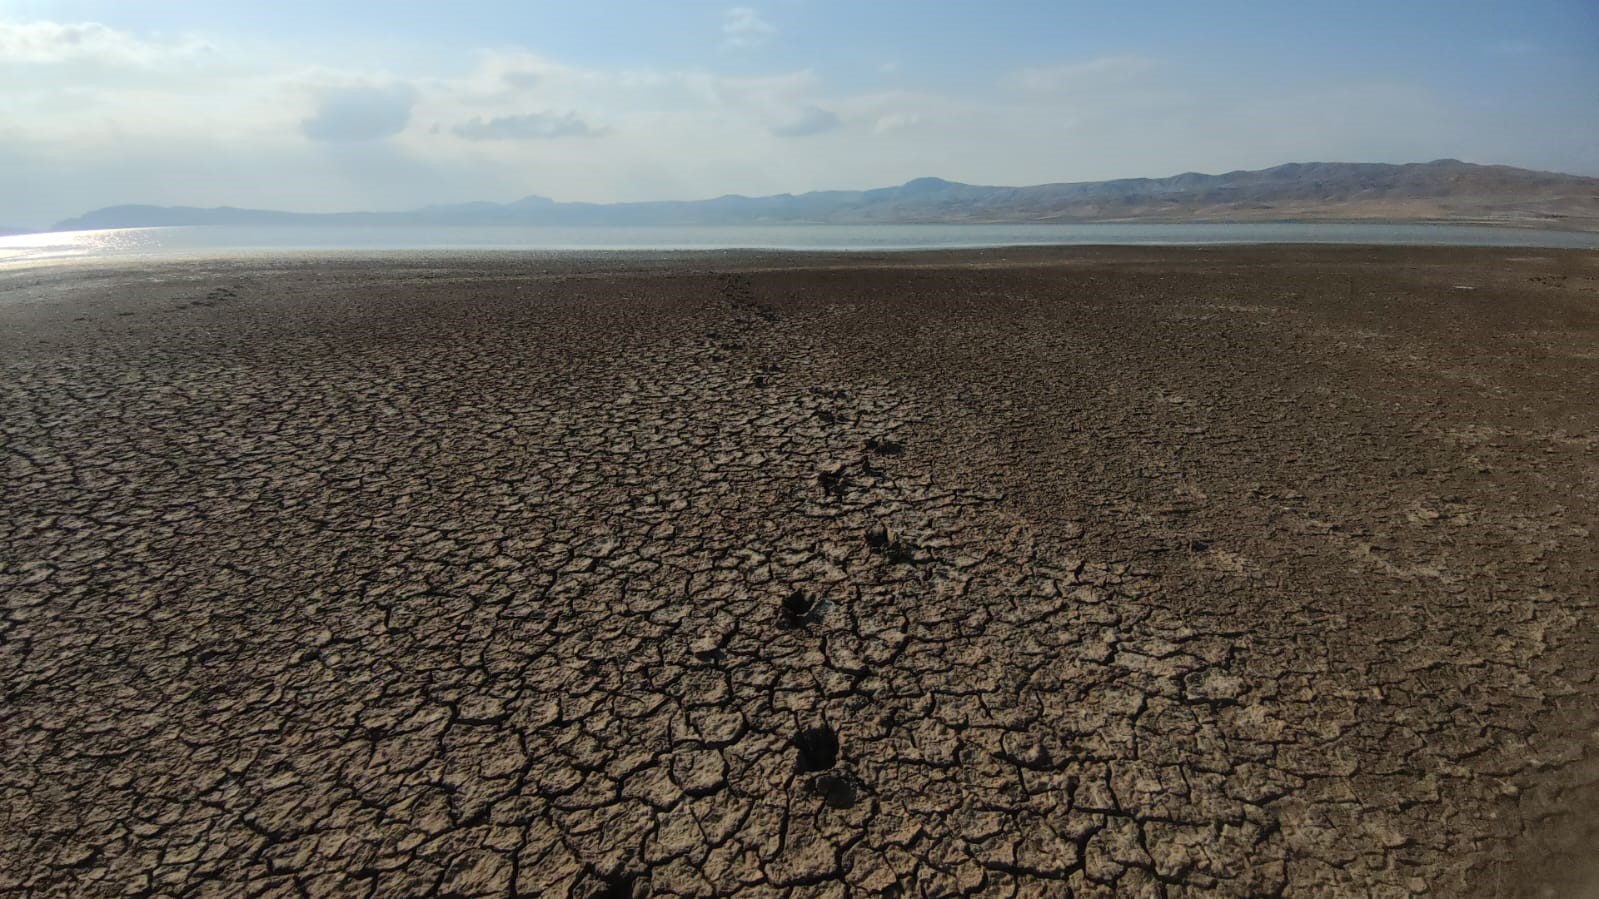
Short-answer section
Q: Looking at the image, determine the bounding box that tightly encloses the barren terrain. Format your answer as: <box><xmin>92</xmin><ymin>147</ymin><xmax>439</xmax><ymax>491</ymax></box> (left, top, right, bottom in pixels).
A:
<box><xmin>2</xmin><ymin>246</ymin><xmax>1597</xmax><ymax>897</ymax></box>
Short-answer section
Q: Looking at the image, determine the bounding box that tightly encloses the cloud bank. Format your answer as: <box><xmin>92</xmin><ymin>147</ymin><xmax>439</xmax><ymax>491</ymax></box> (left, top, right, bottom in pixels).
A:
<box><xmin>301</xmin><ymin>83</ymin><xmax>418</xmax><ymax>142</ymax></box>
<box><xmin>771</xmin><ymin>106</ymin><xmax>842</xmax><ymax>137</ymax></box>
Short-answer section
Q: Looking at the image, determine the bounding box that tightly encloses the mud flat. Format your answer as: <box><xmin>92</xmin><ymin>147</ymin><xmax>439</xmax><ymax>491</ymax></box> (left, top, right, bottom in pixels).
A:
<box><xmin>2</xmin><ymin>246</ymin><xmax>1597</xmax><ymax>897</ymax></box>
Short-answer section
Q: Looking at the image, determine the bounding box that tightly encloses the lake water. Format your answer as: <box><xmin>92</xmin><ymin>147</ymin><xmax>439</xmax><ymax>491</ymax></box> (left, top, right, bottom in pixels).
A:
<box><xmin>2</xmin><ymin>222</ymin><xmax>1596</xmax><ymax>266</ymax></box>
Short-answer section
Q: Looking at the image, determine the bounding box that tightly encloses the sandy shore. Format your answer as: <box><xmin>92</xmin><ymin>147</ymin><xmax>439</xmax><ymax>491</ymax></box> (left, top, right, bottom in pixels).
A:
<box><xmin>2</xmin><ymin>246</ymin><xmax>1596</xmax><ymax>897</ymax></box>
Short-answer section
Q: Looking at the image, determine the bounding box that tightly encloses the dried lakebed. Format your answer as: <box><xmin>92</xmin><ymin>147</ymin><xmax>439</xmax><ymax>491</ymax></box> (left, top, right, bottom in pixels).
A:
<box><xmin>2</xmin><ymin>246</ymin><xmax>1597</xmax><ymax>897</ymax></box>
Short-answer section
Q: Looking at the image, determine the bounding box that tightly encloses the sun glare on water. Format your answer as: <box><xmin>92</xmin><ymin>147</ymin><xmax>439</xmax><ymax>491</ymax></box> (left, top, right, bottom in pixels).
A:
<box><xmin>0</xmin><ymin>228</ymin><xmax>157</xmax><ymax>264</ymax></box>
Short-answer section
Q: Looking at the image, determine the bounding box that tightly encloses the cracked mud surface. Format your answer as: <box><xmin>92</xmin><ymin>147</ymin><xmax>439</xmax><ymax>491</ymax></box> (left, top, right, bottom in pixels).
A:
<box><xmin>2</xmin><ymin>246</ymin><xmax>1597</xmax><ymax>897</ymax></box>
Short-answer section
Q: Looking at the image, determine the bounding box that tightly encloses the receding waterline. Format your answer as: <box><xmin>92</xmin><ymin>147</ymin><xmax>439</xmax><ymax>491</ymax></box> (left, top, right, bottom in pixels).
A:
<box><xmin>2</xmin><ymin>222</ymin><xmax>1596</xmax><ymax>265</ymax></box>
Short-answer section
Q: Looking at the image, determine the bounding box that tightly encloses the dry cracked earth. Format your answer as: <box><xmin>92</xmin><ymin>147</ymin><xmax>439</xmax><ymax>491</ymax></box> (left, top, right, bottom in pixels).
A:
<box><xmin>2</xmin><ymin>246</ymin><xmax>1597</xmax><ymax>898</ymax></box>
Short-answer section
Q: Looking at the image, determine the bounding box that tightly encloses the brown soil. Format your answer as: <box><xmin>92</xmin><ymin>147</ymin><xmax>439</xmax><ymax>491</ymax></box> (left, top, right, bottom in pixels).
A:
<box><xmin>2</xmin><ymin>246</ymin><xmax>1597</xmax><ymax>897</ymax></box>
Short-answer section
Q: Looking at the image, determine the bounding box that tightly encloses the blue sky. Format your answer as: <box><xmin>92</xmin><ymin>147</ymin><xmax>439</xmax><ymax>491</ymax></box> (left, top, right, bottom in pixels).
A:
<box><xmin>2</xmin><ymin>0</ymin><xmax>1596</xmax><ymax>226</ymax></box>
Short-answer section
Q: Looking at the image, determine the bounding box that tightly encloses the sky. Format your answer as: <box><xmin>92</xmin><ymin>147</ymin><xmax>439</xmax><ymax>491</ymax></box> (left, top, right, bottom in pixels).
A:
<box><xmin>2</xmin><ymin>0</ymin><xmax>1597</xmax><ymax>228</ymax></box>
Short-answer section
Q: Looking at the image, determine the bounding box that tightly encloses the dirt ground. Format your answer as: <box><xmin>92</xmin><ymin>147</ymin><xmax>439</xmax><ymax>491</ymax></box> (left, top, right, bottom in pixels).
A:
<box><xmin>2</xmin><ymin>246</ymin><xmax>1596</xmax><ymax>897</ymax></box>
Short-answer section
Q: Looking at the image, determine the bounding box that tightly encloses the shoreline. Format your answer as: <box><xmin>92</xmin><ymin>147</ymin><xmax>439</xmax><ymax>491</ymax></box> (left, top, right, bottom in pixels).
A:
<box><xmin>3</xmin><ymin>222</ymin><xmax>1597</xmax><ymax>271</ymax></box>
<box><xmin>4</xmin><ymin>241</ymin><xmax>1597</xmax><ymax>282</ymax></box>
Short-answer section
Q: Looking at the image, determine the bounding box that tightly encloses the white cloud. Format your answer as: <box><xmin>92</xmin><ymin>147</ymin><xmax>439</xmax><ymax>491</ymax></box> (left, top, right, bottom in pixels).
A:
<box><xmin>1007</xmin><ymin>56</ymin><xmax>1159</xmax><ymax>93</ymax></box>
<box><xmin>872</xmin><ymin>112</ymin><xmax>922</xmax><ymax>134</ymax></box>
<box><xmin>0</xmin><ymin>16</ymin><xmax>211</xmax><ymax>66</ymax></box>
<box><xmin>421</xmin><ymin>50</ymin><xmax>815</xmax><ymax>121</ymax></box>
<box><xmin>706</xmin><ymin>69</ymin><xmax>819</xmax><ymax>111</ymax></box>
<box><xmin>453</xmin><ymin>111</ymin><xmax>595</xmax><ymax>140</ymax></box>
<box><xmin>722</xmin><ymin>7</ymin><xmax>775</xmax><ymax>48</ymax></box>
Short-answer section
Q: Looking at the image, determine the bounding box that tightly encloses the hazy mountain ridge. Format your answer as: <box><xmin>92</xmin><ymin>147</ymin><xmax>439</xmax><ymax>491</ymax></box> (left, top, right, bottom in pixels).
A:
<box><xmin>51</xmin><ymin>160</ymin><xmax>1599</xmax><ymax>232</ymax></box>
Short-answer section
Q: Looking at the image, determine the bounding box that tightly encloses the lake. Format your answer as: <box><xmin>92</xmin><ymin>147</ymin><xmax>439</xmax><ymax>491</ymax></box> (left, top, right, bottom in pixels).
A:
<box><xmin>2</xmin><ymin>222</ymin><xmax>1597</xmax><ymax>266</ymax></box>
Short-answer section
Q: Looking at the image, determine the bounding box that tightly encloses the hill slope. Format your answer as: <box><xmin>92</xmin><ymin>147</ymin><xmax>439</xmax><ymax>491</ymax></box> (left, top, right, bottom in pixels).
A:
<box><xmin>53</xmin><ymin>159</ymin><xmax>1599</xmax><ymax>231</ymax></box>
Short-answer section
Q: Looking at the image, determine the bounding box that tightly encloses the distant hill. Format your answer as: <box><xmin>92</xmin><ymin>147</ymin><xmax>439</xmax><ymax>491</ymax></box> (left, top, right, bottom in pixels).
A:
<box><xmin>53</xmin><ymin>159</ymin><xmax>1599</xmax><ymax>232</ymax></box>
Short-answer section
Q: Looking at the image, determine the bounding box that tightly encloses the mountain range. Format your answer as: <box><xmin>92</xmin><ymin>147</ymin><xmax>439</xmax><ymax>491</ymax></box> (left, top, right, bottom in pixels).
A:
<box><xmin>50</xmin><ymin>159</ymin><xmax>1599</xmax><ymax>232</ymax></box>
